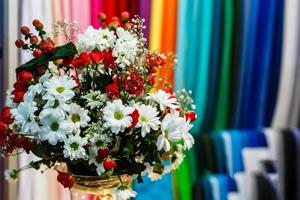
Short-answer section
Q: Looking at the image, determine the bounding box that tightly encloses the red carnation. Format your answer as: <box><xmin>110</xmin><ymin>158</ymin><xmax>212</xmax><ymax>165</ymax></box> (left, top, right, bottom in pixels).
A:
<box><xmin>33</xmin><ymin>48</ymin><xmax>43</xmax><ymax>58</ymax></box>
<box><xmin>185</xmin><ymin>111</ymin><xmax>197</xmax><ymax>122</ymax></box>
<box><xmin>40</xmin><ymin>39</ymin><xmax>55</xmax><ymax>53</ymax></box>
<box><xmin>148</xmin><ymin>74</ymin><xmax>156</xmax><ymax>85</ymax></box>
<box><xmin>106</xmin><ymin>76</ymin><xmax>120</xmax><ymax>99</ymax></box>
<box><xmin>16</xmin><ymin>137</ymin><xmax>33</xmax><ymax>153</ymax></box>
<box><xmin>103</xmin><ymin>159</ymin><xmax>117</xmax><ymax>170</ymax></box>
<box><xmin>57</xmin><ymin>171</ymin><xmax>74</xmax><ymax>188</ymax></box>
<box><xmin>20</xmin><ymin>26</ymin><xmax>30</xmax><ymax>35</ymax></box>
<box><xmin>146</xmin><ymin>54</ymin><xmax>166</xmax><ymax>68</ymax></box>
<box><xmin>17</xmin><ymin>70</ymin><xmax>33</xmax><ymax>83</ymax></box>
<box><xmin>13</xmin><ymin>90</ymin><xmax>25</xmax><ymax>103</ymax></box>
<box><xmin>6</xmin><ymin>134</ymin><xmax>17</xmax><ymax>153</ymax></box>
<box><xmin>130</xmin><ymin>109</ymin><xmax>139</xmax><ymax>128</ymax></box>
<box><xmin>0</xmin><ymin>121</ymin><xmax>7</xmax><ymax>145</ymax></box>
<box><xmin>97</xmin><ymin>147</ymin><xmax>110</xmax><ymax>159</ymax></box>
<box><xmin>1</xmin><ymin>107</ymin><xmax>13</xmax><ymax>125</ymax></box>
<box><xmin>15</xmin><ymin>39</ymin><xmax>25</xmax><ymax>48</ymax></box>
<box><xmin>122</xmin><ymin>72</ymin><xmax>144</xmax><ymax>95</ymax></box>
<box><xmin>14</xmin><ymin>81</ymin><xmax>28</xmax><ymax>92</ymax></box>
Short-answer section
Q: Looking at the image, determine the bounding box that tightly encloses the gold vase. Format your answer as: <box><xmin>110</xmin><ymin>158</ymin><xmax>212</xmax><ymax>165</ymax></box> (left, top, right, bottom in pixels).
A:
<box><xmin>70</xmin><ymin>175</ymin><xmax>133</xmax><ymax>200</ymax></box>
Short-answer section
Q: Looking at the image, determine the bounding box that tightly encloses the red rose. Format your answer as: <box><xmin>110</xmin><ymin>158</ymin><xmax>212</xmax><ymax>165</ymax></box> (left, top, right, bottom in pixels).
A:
<box><xmin>1</xmin><ymin>107</ymin><xmax>13</xmax><ymax>124</ymax></box>
<box><xmin>40</xmin><ymin>39</ymin><xmax>55</xmax><ymax>53</ymax></box>
<box><xmin>0</xmin><ymin>121</ymin><xmax>7</xmax><ymax>145</ymax></box>
<box><xmin>185</xmin><ymin>111</ymin><xmax>197</xmax><ymax>122</ymax></box>
<box><xmin>71</xmin><ymin>52</ymin><xmax>91</xmax><ymax>68</ymax></box>
<box><xmin>130</xmin><ymin>109</ymin><xmax>139</xmax><ymax>128</ymax></box>
<box><xmin>17</xmin><ymin>70</ymin><xmax>33</xmax><ymax>82</ymax></box>
<box><xmin>122</xmin><ymin>72</ymin><xmax>144</xmax><ymax>95</ymax></box>
<box><xmin>105</xmin><ymin>76</ymin><xmax>120</xmax><ymax>99</ymax></box>
<box><xmin>57</xmin><ymin>171</ymin><xmax>74</xmax><ymax>188</ymax></box>
<box><xmin>13</xmin><ymin>90</ymin><xmax>25</xmax><ymax>103</ymax></box>
<box><xmin>15</xmin><ymin>39</ymin><xmax>25</xmax><ymax>48</ymax></box>
<box><xmin>33</xmin><ymin>48</ymin><xmax>43</xmax><ymax>57</ymax></box>
<box><xmin>20</xmin><ymin>26</ymin><xmax>30</xmax><ymax>35</ymax></box>
<box><xmin>89</xmin><ymin>52</ymin><xmax>101</xmax><ymax>64</ymax></box>
<box><xmin>103</xmin><ymin>159</ymin><xmax>117</xmax><ymax>170</ymax></box>
<box><xmin>16</xmin><ymin>137</ymin><xmax>33</xmax><ymax>153</ymax></box>
<box><xmin>99</xmin><ymin>50</ymin><xmax>115</xmax><ymax>70</ymax></box>
<box><xmin>97</xmin><ymin>147</ymin><xmax>110</xmax><ymax>159</ymax></box>
<box><xmin>14</xmin><ymin>81</ymin><xmax>28</xmax><ymax>92</ymax></box>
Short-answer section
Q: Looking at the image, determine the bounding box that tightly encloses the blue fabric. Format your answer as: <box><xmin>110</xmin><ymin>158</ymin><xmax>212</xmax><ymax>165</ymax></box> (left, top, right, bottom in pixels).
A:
<box><xmin>247</xmin><ymin>0</ymin><xmax>276</xmax><ymax>127</ymax></box>
<box><xmin>133</xmin><ymin>173</ymin><xmax>173</xmax><ymax>200</ymax></box>
<box><xmin>202</xmin><ymin>176</ymin><xmax>213</xmax><ymax>200</ymax></box>
<box><xmin>233</xmin><ymin>0</ymin><xmax>260</xmax><ymax>128</ymax></box>
<box><xmin>211</xmin><ymin>132</ymin><xmax>226</xmax><ymax>173</ymax></box>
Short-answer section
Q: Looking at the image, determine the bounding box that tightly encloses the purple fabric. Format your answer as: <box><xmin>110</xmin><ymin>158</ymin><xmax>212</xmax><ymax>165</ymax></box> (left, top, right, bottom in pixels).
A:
<box><xmin>138</xmin><ymin>0</ymin><xmax>151</xmax><ymax>47</ymax></box>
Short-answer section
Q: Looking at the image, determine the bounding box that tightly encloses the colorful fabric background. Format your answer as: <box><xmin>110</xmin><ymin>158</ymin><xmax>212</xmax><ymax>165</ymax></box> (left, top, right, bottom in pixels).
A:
<box><xmin>1</xmin><ymin>0</ymin><xmax>300</xmax><ymax>199</ymax></box>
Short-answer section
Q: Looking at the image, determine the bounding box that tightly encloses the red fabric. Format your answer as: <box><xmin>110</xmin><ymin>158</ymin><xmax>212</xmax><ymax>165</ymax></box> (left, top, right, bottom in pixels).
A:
<box><xmin>103</xmin><ymin>0</ymin><xmax>117</xmax><ymax>22</ymax></box>
<box><xmin>128</xmin><ymin>0</ymin><xmax>139</xmax><ymax>16</ymax></box>
<box><xmin>91</xmin><ymin>0</ymin><xmax>103</xmax><ymax>28</ymax></box>
<box><xmin>117</xmin><ymin>0</ymin><xmax>128</xmax><ymax>14</ymax></box>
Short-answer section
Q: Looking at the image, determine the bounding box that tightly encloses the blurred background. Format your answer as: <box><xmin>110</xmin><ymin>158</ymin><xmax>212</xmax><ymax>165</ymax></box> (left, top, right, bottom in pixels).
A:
<box><xmin>1</xmin><ymin>0</ymin><xmax>300</xmax><ymax>199</ymax></box>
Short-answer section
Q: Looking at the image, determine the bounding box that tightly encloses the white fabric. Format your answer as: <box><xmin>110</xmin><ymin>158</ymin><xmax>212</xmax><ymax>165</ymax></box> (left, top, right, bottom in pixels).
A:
<box><xmin>272</xmin><ymin>0</ymin><xmax>300</xmax><ymax>128</ymax></box>
<box><xmin>222</xmin><ymin>132</ymin><xmax>234</xmax><ymax>176</ymax></box>
<box><xmin>18</xmin><ymin>1</ymin><xmax>58</xmax><ymax>200</ymax></box>
<box><xmin>227</xmin><ymin>192</ymin><xmax>241</xmax><ymax>200</ymax></box>
<box><xmin>209</xmin><ymin>176</ymin><xmax>220</xmax><ymax>200</ymax></box>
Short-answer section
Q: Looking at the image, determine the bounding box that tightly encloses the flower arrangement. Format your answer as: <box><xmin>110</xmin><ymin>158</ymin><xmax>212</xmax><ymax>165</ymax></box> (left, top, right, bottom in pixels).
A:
<box><xmin>1</xmin><ymin>12</ymin><xmax>196</xmax><ymax>199</ymax></box>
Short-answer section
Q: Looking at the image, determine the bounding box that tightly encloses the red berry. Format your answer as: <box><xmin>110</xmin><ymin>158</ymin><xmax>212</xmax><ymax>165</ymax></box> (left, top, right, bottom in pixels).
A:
<box><xmin>30</xmin><ymin>35</ymin><xmax>38</xmax><ymax>44</ymax></box>
<box><xmin>185</xmin><ymin>111</ymin><xmax>197</xmax><ymax>122</ymax></box>
<box><xmin>121</xmin><ymin>11</ymin><xmax>130</xmax><ymax>21</ymax></box>
<box><xmin>97</xmin><ymin>12</ymin><xmax>107</xmax><ymax>21</ymax></box>
<box><xmin>15</xmin><ymin>39</ymin><xmax>25</xmax><ymax>48</ymax></box>
<box><xmin>40</xmin><ymin>39</ymin><xmax>55</xmax><ymax>53</ymax></box>
<box><xmin>33</xmin><ymin>48</ymin><xmax>43</xmax><ymax>57</ymax></box>
<box><xmin>103</xmin><ymin>159</ymin><xmax>117</xmax><ymax>170</ymax></box>
<box><xmin>1</xmin><ymin>107</ymin><xmax>13</xmax><ymax>125</ymax></box>
<box><xmin>17</xmin><ymin>70</ymin><xmax>33</xmax><ymax>82</ymax></box>
<box><xmin>20</xmin><ymin>26</ymin><xmax>30</xmax><ymax>35</ymax></box>
<box><xmin>13</xmin><ymin>90</ymin><xmax>25</xmax><ymax>103</ymax></box>
<box><xmin>32</xmin><ymin>19</ymin><xmax>41</xmax><ymax>27</ymax></box>
<box><xmin>97</xmin><ymin>148</ymin><xmax>110</xmax><ymax>159</ymax></box>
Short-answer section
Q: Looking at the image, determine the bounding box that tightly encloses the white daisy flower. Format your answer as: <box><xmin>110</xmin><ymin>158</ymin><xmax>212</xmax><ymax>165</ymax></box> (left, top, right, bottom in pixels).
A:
<box><xmin>39</xmin><ymin>113</ymin><xmax>72</xmax><ymax>145</ymax></box>
<box><xmin>43</xmin><ymin>75</ymin><xmax>77</xmax><ymax>102</ymax></box>
<box><xmin>157</xmin><ymin>113</ymin><xmax>184</xmax><ymax>152</ymax></box>
<box><xmin>135</xmin><ymin>104</ymin><xmax>161</xmax><ymax>137</ymax></box>
<box><xmin>180</xmin><ymin>121</ymin><xmax>194</xmax><ymax>150</ymax></box>
<box><xmin>147</xmin><ymin>90</ymin><xmax>179</xmax><ymax>111</ymax></box>
<box><xmin>63</xmin><ymin>134</ymin><xmax>88</xmax><ymax>160</ymax></box>
<box><xmin>111</xmin><ymin>188</ymin><xmax>137</xmax><ymax>200</ymax></box>
<box><xmin>96</xmin><ymin>162</ymin><xmax>105</xmax><ymax>175</ymax></box>
<box><xmin>82</xmin><ymin>90</ymin><xmax>107</xmax><ymax>109</ymax></box>
<box><xmin>4</xmin><ymin>169</ymin><xmax>18</xmax><ymax>183</ymax></box>
<box><xmin>112</xmin><ymin>27</ymin><xmax>138</xmax><ymax>68</ymax></box>
<box><xmin>67</xmin><ymin>103</ymin><xmax>90</xmax><ymax>133</ymax></box>
<box><xmin>11</xmin><ymin>98</ymin><xmax>39</xmax><ymax>134</ymax></box>
<box><xmin>103</xmin><ymin>100</ymin><xmax>134</xmax><ymax>134</ymax></box>
<box><xmin>39</xmin><ymin>99</ymin><xmax>70</xmax><ymax>119</ymax></box>
<box><xmin>96</xmin><ymin>28</ymin><xmax>116</xmax><ymax>51</ymax></box>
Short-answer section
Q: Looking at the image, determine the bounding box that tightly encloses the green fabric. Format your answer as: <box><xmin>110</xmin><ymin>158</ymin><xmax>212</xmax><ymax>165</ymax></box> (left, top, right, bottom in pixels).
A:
<box><xmin>213</xmin><ymin>0</ymin><xmax>234</xmax><ymax>130</ymax></box>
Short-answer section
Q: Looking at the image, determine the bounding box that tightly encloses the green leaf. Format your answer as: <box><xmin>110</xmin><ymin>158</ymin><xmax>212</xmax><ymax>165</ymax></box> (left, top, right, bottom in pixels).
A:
<box><xmin>49</xmin><ymin>42</ymin><xmax>77</xmax><ymax>61</ymax></box>
<box><xmin>31</xmin><ymin>142</ymin><xmax>48</xmax><ymax>158</ymax></box>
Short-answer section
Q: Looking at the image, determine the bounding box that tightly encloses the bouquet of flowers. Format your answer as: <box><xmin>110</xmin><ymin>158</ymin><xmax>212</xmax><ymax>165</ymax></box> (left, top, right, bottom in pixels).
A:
<box><xmin>1</xmin><ymin>12</ymin><xmax>196</xmax><ymax>199</ymax></box>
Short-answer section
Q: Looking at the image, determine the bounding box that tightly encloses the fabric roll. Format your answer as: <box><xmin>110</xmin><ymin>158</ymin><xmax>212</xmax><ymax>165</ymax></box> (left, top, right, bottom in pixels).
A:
<box><xmin>117</xmin><ymin>0</ymin><xmax>128</xmax><ymax>14</ymax></box>
<box><xmin>272</xmin><ymin>0</ymin><xmax>300</xmax><ymax>128</ymax></box>
<box><xmin>211</xmin><ymin>132</ymin><xmax>226</xmax><ymax>173</ymax></box>
<box><xmin>70</xmin><ymin>0</ymin><xmax>90</xmax><ymax>30</ymax></box>
<box><xmin>128</xmin><ymin>0</ymin><xmax>139</xmax><ymax>16</ymax></box>
<box><xmin>291</xmin><ymin>128</ymin><xmax>300</xmax><ymax>200</ymax></box>
<box><xmin>149</xmin><ymin>0</ymin><xmax>163</xmax><ymax>51</ymax></box>
<box><xmin>232</xmin><ymin>0</ymin><xmax>260</xmax><ymax>128</ymax></box>
<box><xmin>255</xmin><ymin>173</ymin><xmax>279</xmax><ymax>200</ymax></box>
<box><xmin>102</xmin><ymin>0</ymin><xmax>117</xmax><ymax>22</ymax></box>
<box><xmin>202</xmin><ymin>0</ymin><xmax>222</xmax><ymax>132</ymax></box>
<box><xmin>138</xmin><ymin>0</ymin><xmax>151</xmax><ymax>45</ymax></box>
<box><xmin>213</xmin><ymin>0</ymin><xmax>233</xmax><ymax>130</ymax></box>
<box><xmin>52</xmin><ymin>0</ymin><xmax>65</xmax><ymax>45</ymax></box>
<box><xmin>90</xmin><ymin>0</ymin><xmax>103</xmax><ymax>28</ymax></box>
<box><xmin>61</xmin><ymin>0</ymin><xmax>71</xmax><ymax>21</ymax></box>
<box><xmin>192</xmin><ymin>0</ymin><xmax>214</xmax><ymax>131</ymax></box>
<box><xmin>247</xmin><ymin>0</ymin><xmax>276</xmax><ymax>127</ymax></box>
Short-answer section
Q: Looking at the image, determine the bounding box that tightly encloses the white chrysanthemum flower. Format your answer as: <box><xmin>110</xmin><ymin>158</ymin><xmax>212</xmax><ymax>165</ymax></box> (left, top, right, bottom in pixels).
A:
<box><xmin>181</xmin><ymin>121</ymin><xmax>194</xmax><ymax>150</ymax></box>
<box><xmin>157</xmin><ymin>113</ymin><xmax>184</xmax><ymax>152</ymax></box>
<box><xmin>25</xmin><ymin>84</ymin><xmax>43</xmax><ymax>101</ymax></box>
<box><xmin>82</xmin><ymin>90</ymin><xmax>107</xmax><ymax>109</ymax></box>
<box><xmin>135</xmin><ymin>104</ymin><xmax>161</xmax><ymax>137</ymax></box>
<box><xmin>11</xmin><ymin>97</ymin><xmax>39</xmax><ymax>134</ymax></box>
<box><xmin>164</xmin><ymin>152</ymin><xmax>185</xmax><ymax>173</ymax></box>
<box><xmin>96</xmin><ymin>28</ymin><xmax>116</xmax><ymax>51</ymax></box>
<box><xmin>111</xmin><ymin>188</ymin><xmax>137</xmax><ymax>200</ymax></box>
<box><xmin>4</xmin><ymin>169</ymin><xmax>18</xmax><ymax>183</ymax></box>
<box><xmin>43</xmin><ymin>75</ymin><xmax>77</xmax><ymax>102</ymax></box>
<box><xmin>39</xmin><ymin>113</ymin><xmax>72</xmax><ymax>145</ymax></box>
<box><xmin>96</xmin><ymin>162</ymin><xmax>105</xmax><ymax>175</ymax></box>
<box><xmin>67</xmin><ymin>103</ymin><xmax>90</xmax><ymax>133</ymax></box>
<box><xmin>63</xmin><ymin>134</ymin><xmax>88</xmax><ymax>160</ymax></box>
<box><xmin>112</xmin><ymin>27</ymin><xmax>138</xmax><ymax>68</ymax></box>
<box><xmin>5</xmin><ymin>88</ymin><xmax>17</xmax><ymax>109</ymax></box>
<box><xmin>147</xmin><ymin>90</ymin><xmax>179</xmax><ymax>111</ymax></box>
<box><xmin>103</xmin><ymin>99</ymin><xmax>134</xmax><ymax>134</ymax></box>
<box><xmin>77</xmin><ymin>26</ymin><xmax>116</xmax><ymax>52</ymax></box>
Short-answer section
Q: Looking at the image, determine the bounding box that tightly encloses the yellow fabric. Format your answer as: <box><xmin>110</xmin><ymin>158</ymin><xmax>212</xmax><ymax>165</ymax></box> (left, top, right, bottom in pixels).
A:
<box><xmin>149</xmin><ymin>0</ymin><xmax>164</xmax><ymax>51</ymax></box>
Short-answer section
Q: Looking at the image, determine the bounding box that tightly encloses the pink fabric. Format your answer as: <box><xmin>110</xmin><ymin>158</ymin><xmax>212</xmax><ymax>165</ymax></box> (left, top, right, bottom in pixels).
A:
<box><xmin>61</xmin><ymin>0</ymin><xmax>71</xmax><ymax>21</ymax></box>
<box><xmin>70</xmin><ymin>0</ymin><xmax>91</xmax><ymax>31</ymax></box>
<box><xmin>91</xmin><ymin>0</ymin><xmax>103</xmax><ymax>28</ymax></box>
